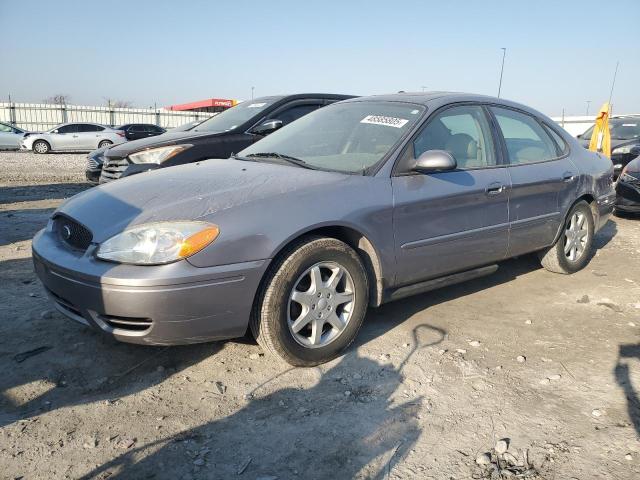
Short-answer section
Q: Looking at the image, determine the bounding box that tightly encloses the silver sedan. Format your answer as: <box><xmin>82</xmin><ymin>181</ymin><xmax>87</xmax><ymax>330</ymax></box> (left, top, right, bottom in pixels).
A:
<box><xmin>21</xmin><ymin>122</ymin><xmax>126</xmax><ymax>154</ymax></box>
<box><xmin>0</xmin><ymin>121</ymin><xmax>26</xmax><ymax>150</ymax></box>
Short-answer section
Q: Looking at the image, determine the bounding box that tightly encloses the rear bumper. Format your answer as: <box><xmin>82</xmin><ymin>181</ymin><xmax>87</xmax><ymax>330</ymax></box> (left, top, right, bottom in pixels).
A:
<box><xmin>32</xmin><ymin>228</ymin><xmax>270</xmax><ymax>345</ymax></box>
<box><xmin>595</xmin><ymin>191</ymin><xmax>616</xmax><ymax>231</ymax></box>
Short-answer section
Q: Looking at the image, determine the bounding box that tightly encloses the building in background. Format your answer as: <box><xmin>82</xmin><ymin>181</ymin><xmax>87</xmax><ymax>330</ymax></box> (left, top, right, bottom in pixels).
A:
<box><xmin>166</xmin><ymin>98</ymin><xmax>239</xmax><ymax>114</ymax></box>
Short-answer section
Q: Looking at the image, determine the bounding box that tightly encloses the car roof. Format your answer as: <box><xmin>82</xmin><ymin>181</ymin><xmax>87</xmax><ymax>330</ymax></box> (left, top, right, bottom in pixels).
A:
<box><xmin>249</xmin><ymin>93</ymin><xmax>356</xmax><ymax>103</ymax></box>
<box><xmin>56</xmin><ymin>122</ymin><xmax>111</xmax><ymax>127</ymax></box>
<box><xmin>341</xmin><ymin>91</ymin><xmax>553</xmax><ymax>121</ymax></box>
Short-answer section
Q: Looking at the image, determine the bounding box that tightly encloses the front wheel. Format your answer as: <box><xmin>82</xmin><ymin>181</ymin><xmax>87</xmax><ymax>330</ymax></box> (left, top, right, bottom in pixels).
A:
<box><xmin>251</xmin><ymin>236</ymin><xmax>369</xmax><ymax>366</ymax></box>
<box><xmin>539</xmin><ymin>201</ymin><xmax>594</xmax><ymax>274</ymax></box>
<box><xmin>32</xmin><ymin>140</ymin><xmax>50</xmax><ymax>154</ymax></box>
<box><xmin>98</xmin><ymin>140</ymin><xmax>113</xmax><ymax>149</ymax></box>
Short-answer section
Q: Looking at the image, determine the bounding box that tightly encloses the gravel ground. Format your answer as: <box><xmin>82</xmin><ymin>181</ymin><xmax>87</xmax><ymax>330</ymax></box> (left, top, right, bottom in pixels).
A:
<box><xmin>1</xmin><ymin>151</ymin><xmax>640</xmax><ymax>479</ymax></box>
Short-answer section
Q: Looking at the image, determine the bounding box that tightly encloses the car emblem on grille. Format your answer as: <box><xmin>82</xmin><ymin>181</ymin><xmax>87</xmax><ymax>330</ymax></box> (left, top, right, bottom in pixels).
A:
<box><xmin>62</xmin><ymin>225</ymin><xmax>72</xmax><ymax>240</ymax></box>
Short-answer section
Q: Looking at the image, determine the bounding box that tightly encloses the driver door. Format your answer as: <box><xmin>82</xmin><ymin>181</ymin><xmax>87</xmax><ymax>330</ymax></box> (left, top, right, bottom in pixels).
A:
<box><xmin>51</xmin><ymin>124</ymin><xmax>79</xmax><ymax>150</ymax></box>
<box><xmin>391</xmin><ymin>104</ymin><xmax>510</xmax><ymax>285</ymax></box>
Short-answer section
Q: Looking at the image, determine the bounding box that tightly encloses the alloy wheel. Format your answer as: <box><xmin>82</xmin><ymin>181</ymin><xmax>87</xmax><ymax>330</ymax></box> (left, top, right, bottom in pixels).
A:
<box><xmin>34</xmin><ymin>142</ymin><xmax>48</xmax><ymax>153</ymax></box>
<box><xmin>564</xmin><ymin>211</ymin><xmax>589</xmax><ymax>262</ymax></box>
<box><xmin>287</xmin><ymin>261</ymin><xmax>355</xmax><ymax>348</ymax></box>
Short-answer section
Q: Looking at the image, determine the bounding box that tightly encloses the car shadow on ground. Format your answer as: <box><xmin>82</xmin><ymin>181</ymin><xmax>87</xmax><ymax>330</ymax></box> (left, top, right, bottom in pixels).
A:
<box><xmin>615</xmin><ymin>343</ymin><xmax>640</xmax><ymax>438</ymax></box>
<box><xmin>79</xmin><ymin>332</ymin><xmax>445</xmax><ymax>480</ymax></box>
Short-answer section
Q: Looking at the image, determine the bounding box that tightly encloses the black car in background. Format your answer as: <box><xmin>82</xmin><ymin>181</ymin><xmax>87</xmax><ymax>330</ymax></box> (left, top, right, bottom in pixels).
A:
<box><xmin>578</xmin><ymin>116</ymin><xmax>640</xmax><ymax>178</ymax></box>
<box><xmin>99</xmin><ymin>93</ymin><xmax>354</xmax><ymax>182</ymax></box>
<box><xmin>615</xmin><ymin>156</ymin><xmax>640</xmax><ymax>214</ymax></box>
<box><xmin>115</xmin><ymin>123</ymin><xmax>166</xmax><ymax>141</ymax></box>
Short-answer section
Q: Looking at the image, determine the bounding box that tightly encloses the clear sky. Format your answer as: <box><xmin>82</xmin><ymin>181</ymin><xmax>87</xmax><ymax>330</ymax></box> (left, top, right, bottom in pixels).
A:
<box><xmin>1</xmin><ymin>0</ymin><xmax>638</xmax><ymax>116</ymax></box>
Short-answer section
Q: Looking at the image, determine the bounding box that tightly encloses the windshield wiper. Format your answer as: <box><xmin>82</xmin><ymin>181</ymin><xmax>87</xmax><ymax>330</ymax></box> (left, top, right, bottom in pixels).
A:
<box><xmin>245</xmin><ymin>152</ymin><xmax>317</xmax><ymax>169</ymax></box>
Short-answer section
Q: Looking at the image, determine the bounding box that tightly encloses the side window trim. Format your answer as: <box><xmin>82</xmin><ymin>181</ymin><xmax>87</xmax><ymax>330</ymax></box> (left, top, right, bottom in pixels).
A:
<box><xmin>487</xmin><ymin>105</ymin><xmax>570</xmax><ymax>166</ymax></box>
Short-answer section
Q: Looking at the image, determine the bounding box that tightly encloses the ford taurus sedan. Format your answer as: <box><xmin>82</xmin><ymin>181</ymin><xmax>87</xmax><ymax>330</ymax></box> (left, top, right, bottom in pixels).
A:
<box><xmin>32</xmin><ymin>93</ymin><xmax>615</xmax><ymax>366</ymax></box>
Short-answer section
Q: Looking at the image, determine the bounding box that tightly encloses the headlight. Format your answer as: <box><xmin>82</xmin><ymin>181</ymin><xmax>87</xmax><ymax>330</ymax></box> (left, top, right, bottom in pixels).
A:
<box><xmin>612</xmin><ymin>144</ymin><xmax>639</xmax><ymax>155</ymax></box>
<box><xmin>129</xmin><ymin>145</ymin><xmax>192</xmax><ymax>164</ymax></box>
<box><xmin>96</xmin><ymin>221</ymin><xmax>219</xmax><ymax>265</ymax></box>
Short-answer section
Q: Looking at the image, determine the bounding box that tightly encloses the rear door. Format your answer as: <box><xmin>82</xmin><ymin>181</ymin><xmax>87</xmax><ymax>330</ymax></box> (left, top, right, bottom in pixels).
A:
<box><xmin>0</xmin><ymin>123</ymin><xmax>17</xmax><ymax>148</ymax></box>
<box><xmin>77</xmin><ymin>124</ymin><xmax>104</xmax><ymax>149</ymax></box>
<box><xmin>489</xmin><ymin>106</ymin><xmax>579</xmax><ymax>256</ymax></box>
<box><xmin>392</xmin><ymin>104</ymin><xmax>510</xmax><ymax>285</ymax></box>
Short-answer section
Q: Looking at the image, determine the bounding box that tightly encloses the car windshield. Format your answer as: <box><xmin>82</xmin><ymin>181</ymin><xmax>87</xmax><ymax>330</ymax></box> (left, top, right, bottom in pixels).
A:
<box><xmin>581</xmin><ymin>118</ymin><xmax>640</xmax><ymax>141</ymax></box>
<box><xmin>192</xmin><ymin>98</ymin><xmax>278</xmax><ymax>133</ymax></box>
<box><xmin>238</xmin><ymin>101</ymin><xmax>425</xmax><ymax>173</ymax></box>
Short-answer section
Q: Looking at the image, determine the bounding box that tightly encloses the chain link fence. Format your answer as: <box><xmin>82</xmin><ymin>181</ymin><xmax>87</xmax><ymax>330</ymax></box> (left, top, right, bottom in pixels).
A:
<box><xmin>0</xmin><ymin>102</ymin><xmax>215</xmax><ymax>132</ymax></box>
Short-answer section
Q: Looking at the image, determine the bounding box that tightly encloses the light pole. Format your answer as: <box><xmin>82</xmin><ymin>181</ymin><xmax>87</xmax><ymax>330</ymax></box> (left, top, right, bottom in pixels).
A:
<box><xmin>251</xmin><ymin>86</ymin><xmax>255</xmax><ymax>100</ymax></box>
<box><xmin>497</xmin><ymin>47</ymin><xmax>506</xmax><ymax>98</ymax></box>
<box><xmin>585</xmin><ymin>100</ymin><xmax>591</xmax><ymax>116</ymax></box>
<box><xmin>421</xmin><ymin>86</ymin><xmax>428</xmax><ymax>92</ymax></box>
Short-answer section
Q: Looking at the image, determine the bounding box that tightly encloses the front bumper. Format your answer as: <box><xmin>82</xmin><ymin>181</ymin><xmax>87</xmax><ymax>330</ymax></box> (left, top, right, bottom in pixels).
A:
<box><xmin>32</xmin><ymin>228</ymin><xmax>270</xmax><ymax>345</ymax></box>
<box><xmin>85</xmin><ymin>169</ymin><xmax>100</xmax><ymax>184</ymax></box>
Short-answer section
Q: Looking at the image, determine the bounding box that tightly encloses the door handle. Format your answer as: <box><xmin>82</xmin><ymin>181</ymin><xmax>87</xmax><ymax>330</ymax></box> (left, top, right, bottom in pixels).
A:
<box><xmin>562</xmin><ymin>172</ymin><xmax>576</xmax><ymax>182</ymax></box>
<box><xmin>485</xmin><ymin>182</ymin><xmax>505</xmax><ymax>195</ymax></box>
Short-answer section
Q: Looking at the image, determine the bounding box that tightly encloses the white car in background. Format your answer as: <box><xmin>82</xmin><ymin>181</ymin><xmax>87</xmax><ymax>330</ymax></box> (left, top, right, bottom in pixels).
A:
<box><xmin>0</xmin><ymin>121</ymin><xmax>27</xmax><ymax>150</ymax></box>
<box><xmin>21</xmin><ymin>122</ymin><xmax>126</xmax><ymax>154</ymax></box>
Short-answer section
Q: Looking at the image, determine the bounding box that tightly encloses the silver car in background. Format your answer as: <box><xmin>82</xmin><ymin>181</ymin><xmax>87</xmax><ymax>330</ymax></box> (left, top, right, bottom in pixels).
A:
<box><xmin>21</xmin><ymin>122</ymin><xmax>126</xmax><ymax>154</ymax></box>
<box><xmin>0</xmin><ymin>121</ymin><xmax>27</xmax><ymax>150</ymax></box>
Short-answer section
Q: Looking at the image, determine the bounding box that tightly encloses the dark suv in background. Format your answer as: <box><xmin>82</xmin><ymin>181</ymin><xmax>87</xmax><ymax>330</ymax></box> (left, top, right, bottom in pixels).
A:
<box><xmin>99</xmin><ymin>93</ymin><xmax>354</xmax><ymax>182</ymax></box>
<box><xmin>116</xmin><ymin>123</ymin><xmax>166</xmax><ymax>141</ymax></box>
<box><xmin>578</xmin><ymin>116</ymin><xmax>640</xmax><ymax>178</ymax></box>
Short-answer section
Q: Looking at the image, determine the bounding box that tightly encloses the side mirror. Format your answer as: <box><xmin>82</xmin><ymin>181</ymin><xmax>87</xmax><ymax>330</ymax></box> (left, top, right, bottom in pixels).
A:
<box><xmin>53</xmin><ymin>129</ymin><xmax>59</xmax><ymax>134</ymax></box>
<box><xmin>411</xmin><ymin>150</ymin><xmax>457</xmax><ymax>173</ymax></box>
<box><xmin>252</xmin><ymin>119</ymin><xmax>283</xmax><ymax>135</ymax></box>
<box><xmin>576</xmin><ymin>134</ymin><xmax>582</xmax><ymax>139</ymax></box>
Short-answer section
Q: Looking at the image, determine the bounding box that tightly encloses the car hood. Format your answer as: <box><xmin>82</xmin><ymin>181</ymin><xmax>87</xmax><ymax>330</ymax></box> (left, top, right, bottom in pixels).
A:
<box><xmin>55</xmin><ymin>159</ymin><xmax>351</xmax><ymax>243</ymax></box>
<box><xmin>107</xmin><ymin>130</ymin><xmax>227</xmax><ymax>157</ymax></box>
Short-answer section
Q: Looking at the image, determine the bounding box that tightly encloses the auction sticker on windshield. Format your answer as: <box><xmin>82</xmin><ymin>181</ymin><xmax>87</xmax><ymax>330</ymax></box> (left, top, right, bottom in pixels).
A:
<box><xmin>360</xmin><ymin>115</ymin><xmax>409</xmax><ymax>128</ymax></box>
<box><xmin>247</xmin><ymin>103</ymin><xmax>267</xmax><ymax>108</ymax></box>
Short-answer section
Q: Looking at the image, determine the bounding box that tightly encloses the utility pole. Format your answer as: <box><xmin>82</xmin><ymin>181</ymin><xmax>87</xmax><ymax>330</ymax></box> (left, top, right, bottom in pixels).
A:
<box><xmin>585</xmin><ymin>100</ymin><xmax>591</xmax><ymax>116</ymax></box>
<box><xmin>421</xmin><ymin>86</ymin><xmax>428</xmax><ymax>92</ymax></box>
<box><xmin>608</xmin><ymin>61</ymin><xmax>619</xmax><ymax>106</ymax></box>
<box><xmin>251</xmin><ymin>86</ymin><xmax>255</xmax><ymax>100</ymax></box>
<box><xmin>497</xmin><ymin>47</ymin><xmax>506</xmax><ymax>98</ymax></box>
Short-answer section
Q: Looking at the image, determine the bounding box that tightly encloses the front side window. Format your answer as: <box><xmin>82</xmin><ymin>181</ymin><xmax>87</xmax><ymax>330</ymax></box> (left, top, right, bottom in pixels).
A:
<box><xmin>56</xmin><ymin>124</ymin><xmax>78</xmax><ymax>134</ymax></box>
<box><xmin>273</xmin><ymin>104</ymin><xmax>321</xmax><ymax>126</ymax></box>
<box><xmin>238</xmin><ymin>101</ymin><xmax>424</xmax><ymax>173</ymax></box>
<box><xmin>491</xmin><ymin>107</ymin><xmax>559</xmax><ymax>165</ymax></box>
<box><xmin>412</xmin><ymin>105</ymin><xmax>497</xmax><ymax>169</ymax></box>
<box><xmin>0</xmin><ymin>123</ymin><xmax>12</xmax><ymax>133</ymax></box>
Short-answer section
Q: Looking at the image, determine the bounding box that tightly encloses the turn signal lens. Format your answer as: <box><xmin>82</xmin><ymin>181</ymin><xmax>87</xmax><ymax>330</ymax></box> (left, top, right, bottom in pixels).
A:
<box><xmin>178</xmin><ymin>226</ymin><xmax>220</xmax><ymax>257</ymax></box>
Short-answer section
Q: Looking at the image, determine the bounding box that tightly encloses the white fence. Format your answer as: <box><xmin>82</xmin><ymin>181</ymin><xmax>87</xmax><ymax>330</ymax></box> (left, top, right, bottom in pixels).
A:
<box><xmin>0</xmin><ymin>102</ymin><xmax>216</xmax><ymax>132</ymax></box>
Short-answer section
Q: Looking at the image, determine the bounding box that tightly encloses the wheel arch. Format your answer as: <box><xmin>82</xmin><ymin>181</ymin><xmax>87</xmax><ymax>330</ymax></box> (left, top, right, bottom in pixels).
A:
<box><xmin>266</xmin><ymin>224</ymin><xmax>386</xmax><ymax>307</ymax></box>
<box><xmin>32</xmin><ymin>138</ymin><xmax>51</xmax><ymax>152</ymax></box>
<box><xmin>552</xmin><ymin>193</ymin><xmax>597</xmax><ymax>244</ymax></box>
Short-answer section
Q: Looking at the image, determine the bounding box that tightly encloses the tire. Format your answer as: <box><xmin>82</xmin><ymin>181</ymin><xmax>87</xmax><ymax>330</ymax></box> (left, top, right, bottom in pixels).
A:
<box><xmin>98</xmin><ymin>140</ymin><xmax>113</xmax><ymax>149</ymax></box>
<box><xmin>539</xmin><ymin>201</ymin><xmax>594</xmax><ymax>274</ymax></box>
<box><xmin>32</xmin><ymin>140</ymin><xmax>50</xmax><ymax>154</ymax></box>
<box><xmin>250</xmin><ymin>236</ymin><xmax>369</xmax><ymax>366</ymax></box>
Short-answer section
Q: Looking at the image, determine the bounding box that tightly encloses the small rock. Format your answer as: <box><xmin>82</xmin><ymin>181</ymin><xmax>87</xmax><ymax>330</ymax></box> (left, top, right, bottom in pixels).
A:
<box><xmin>193</xmin><ymin>458</ymin><xmax>205</xmax><ymax>466</ymax></box>
<box><xmin>592</xmin><ymin>409</ymin><xmax>603</xmax><ymax>417</ymax></box>
<box><xmin>456</xmin><ymin>349</ymin><xmax>467</xmax><ymax>354</ymax></box>
<box><xmin>119</xmin><ymin>437</ymin><xmax>136</xmax><ymax>449</ymax></box>
<box><xmin>402</xmin><ymin>343</ymin><xmax>410</xmax><ymax>348</ymax></box>
<box><xmin>548</xmin><ymin>374</ymin><xmax>561</xmax><ymax>381</ymax></box>
<box><xmin>495</xmin><ymin>365</ymin><xmax>503</xmax><ymax>370</ymax></box>
<box><xmin>83</xmin><ymin>438</ymin><xmax>97</xmax><ymax>449</ymax></box>
<box><xmin>503</xmin><ymin>452</ymin><xmax>519</xmax><ymax>465</ymax></box>
<box><xmin>29</xmin><ymin>293</ymin><xmax>37</xmax><ymax>298</ymax></box>
<box><xmin>625</xmin><ymin>453</ymin><xmax>633</xmax><ymax>461</ymax></box>
<box><xmin>516</xmin><ymin>355</ymin><xmax>526</xmax><ymax>363</ymax></box>
<box><xmin>278</xmin><ymin>400</ymin><xmax>285</xmax><ymax>407</ymax></box>
<box><xmin>214</xmin><ymin>381</ymin><xmax>226</xmax><ymax>394</ymax></box>
<box><xmin>249</xmin><ymin>353</ymin><xmax>262</xmax><ymax>360</ymax></box>
<box><xmin>577</xmin><ymin>295</ymin><xmax>590</xmax><ymax>304</ymax></box>
<box><xmin>352</xmin><ymin>373</ymin><xmax>362</xmax><ymax>380</ymax></box>
<box><xmin>469</xmin><ymin>340</ymin><xmax>481</xmax><ymax>348</ymax></box>
<box><xmin>379</xmin><ymin>353</ymin><xmax>391</xmax><ymax>360</ymax></box>
<box><xmin>475</xmin><ymin>452</ymin><xmax>492</xmax><ymax>465</ymax></box>
<box><xmin>494</xmin><ymin>439</ymin><xmax>509</xmax><ymax>454</ymax></box>
<box><xmin>524</xmin><ymin>319</ymin><xmax>532</xmax><ymax>325</ymax></box>
<box><xmin>344</xmin><ymin>391</ymin><xmax>351</xmax><ymax>396</ymax></box>
<box><xmin>539</xmin><ymin>378</ymin><xmax>551</xmax><ymax>385</ymax></box>
<box><xmin>243</xmin><ymin>393</ymin><xmax>253</xmax><ymax>401</ymax></box>
<box><xmin>438</xmin><ymin>349</ymin><xmax>447</xmax><ymax>355</ymax></box>
<box><xmin>628</xmin><ymin>322</ymin><xmax>636</xmax><ymax>327</ymax></box>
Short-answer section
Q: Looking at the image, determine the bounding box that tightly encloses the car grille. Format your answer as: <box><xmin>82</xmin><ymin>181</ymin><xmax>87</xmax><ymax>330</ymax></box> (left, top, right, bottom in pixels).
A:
<box><xmin>100</xmin><ymin>156</ymin><xmax>129</xmax><ymax>183</ymax></box>
<box><xmin>53</xmin><ymin>215</ymin><xmax>93</xmax><ymax>251</ymax></box>
<box><xmin>86</xmin><ymin>156</ymin><xmax>99</xmax><ymax>170</ymax></box>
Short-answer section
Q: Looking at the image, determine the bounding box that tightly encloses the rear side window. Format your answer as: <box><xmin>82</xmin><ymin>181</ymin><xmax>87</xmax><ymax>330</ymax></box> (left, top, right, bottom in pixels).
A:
<box><xmin>543</xmin><ymin>124</ymin><xmax>568</xmax><ymax>156</ymax></box>
<box><xmin>130</xmin><ymin>125</ymin><xmax>146</xmax><ymax>132</ymax></box>
<box><xmin>491</xmin><ymin>107</ymin><xmax>559</xmax><ymax>164</ymax></box>
<box><xmin>0</xmin><ymin>123</ymin><xmax>12</xmax><ymax>133</ymax></box>
<box><xmin>78</xmin><ymin>124</ymin><xmax>103</xmax><ymax>132</ymax></box>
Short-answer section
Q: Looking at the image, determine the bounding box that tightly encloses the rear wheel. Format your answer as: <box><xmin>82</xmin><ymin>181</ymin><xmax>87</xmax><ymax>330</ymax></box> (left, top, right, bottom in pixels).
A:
<box><xmin>539</xmin><ymin>201</ymin><xmax>594</xmax><ymax>274</ymax></box>
<box><xmin>251</xmin><ymin>236</ymin><xmax>369</xmax><ymax>366</ymax></box>
<box><xmin>33</xmin><ymin>140</ymin><xmax>50</xmax><ymax>154</ymax></box>
<box><xmin>98</xmin><ymin>140</ymin><xmax>113</xmax><ymax>149</ymax></box>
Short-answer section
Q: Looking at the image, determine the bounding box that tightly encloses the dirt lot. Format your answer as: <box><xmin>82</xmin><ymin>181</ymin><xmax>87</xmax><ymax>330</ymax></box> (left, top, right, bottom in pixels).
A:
<box><xmin>1</xmin><ymin>151</ymin><xmax>639</xmax><ymax>480</ymax></box>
